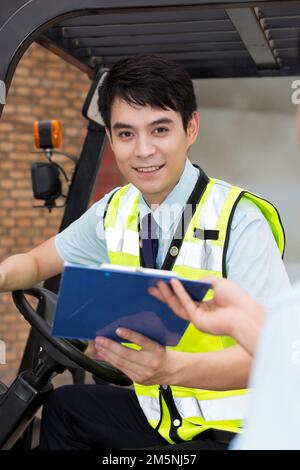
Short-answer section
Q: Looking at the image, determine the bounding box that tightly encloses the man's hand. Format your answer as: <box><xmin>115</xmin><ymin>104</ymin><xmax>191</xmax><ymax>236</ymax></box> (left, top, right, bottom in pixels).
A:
<box><xmin>149</xmin><ymin>277</ymin><xmax>266</xmax><ymax>356</ymax></box>
<box><xmin>95</xmin><ymin>328</ymin><xmax>176</xmax><ymax>385</ymax></box>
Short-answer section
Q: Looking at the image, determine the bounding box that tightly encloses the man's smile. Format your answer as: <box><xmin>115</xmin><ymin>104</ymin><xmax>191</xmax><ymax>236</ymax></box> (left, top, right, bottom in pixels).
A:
<box><xmin>133</xmin><ymin>164</ymin><xmax>165</xmax><ymax>176</ymax></box>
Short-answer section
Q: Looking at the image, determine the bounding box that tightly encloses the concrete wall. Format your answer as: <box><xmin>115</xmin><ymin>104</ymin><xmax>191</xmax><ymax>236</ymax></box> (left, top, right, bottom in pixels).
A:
<box><xmin>190</xmin><ymin>77</ymin><xmax>300</xmax><ymax>282</ymax></box>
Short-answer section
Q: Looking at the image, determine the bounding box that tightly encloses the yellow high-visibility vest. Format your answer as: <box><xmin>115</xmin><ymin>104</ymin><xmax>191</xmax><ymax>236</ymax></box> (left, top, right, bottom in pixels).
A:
<box><xmin>103</xmin><ymin>173</ymin><xmax>285</xmax><ymax>444</ymax></box>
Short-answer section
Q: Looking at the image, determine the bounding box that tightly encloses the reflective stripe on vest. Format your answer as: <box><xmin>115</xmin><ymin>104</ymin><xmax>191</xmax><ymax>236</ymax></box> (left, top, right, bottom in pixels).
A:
<box><xmin>103</xmin><ymin>176</ymin><xmax>285</xmax><ymax>442</ymax></box>
<box><xmin>137</xmin><ymin>392</ymin><xmax>249</xmax><ymax>423</ymax></box>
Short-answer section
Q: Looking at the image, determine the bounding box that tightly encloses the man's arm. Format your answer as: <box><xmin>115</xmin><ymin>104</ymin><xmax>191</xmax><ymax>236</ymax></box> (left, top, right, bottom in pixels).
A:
<box><xmin>167</xmin><ymin>343</ymin><xmax>252</xmax><ymax>390</ymax></box>
<box><xmin>0</xmin><ymin>236</ymin><xmax>64</xmax><ymax>292</ymax></box>
<box><xmin>0</xmin><ymin>189</ymin><xmax>118</xmax><ymax>293</ymax></box>
<box><xmin>95</xmin><ymin>328</ymin><xmax>252</xmax><ymax>389</ymax></box>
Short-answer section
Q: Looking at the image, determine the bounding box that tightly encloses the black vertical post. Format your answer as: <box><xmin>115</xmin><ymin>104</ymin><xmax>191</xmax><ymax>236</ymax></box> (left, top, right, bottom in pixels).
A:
<box><xmin>18</xmin><ymin>122</ymin><xmax>107</xmax><ymax>374</ymax></box>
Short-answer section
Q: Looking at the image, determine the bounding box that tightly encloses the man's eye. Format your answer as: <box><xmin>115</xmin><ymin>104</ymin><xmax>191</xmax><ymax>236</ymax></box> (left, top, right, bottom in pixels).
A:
<box><xmin>154</xmin><ymin>127</ymin><xmax>169</xmax><ymax>134</ymax></box>
<box><xmin>119</xmin><ymin>131</ymin><xmax>132</xmax><ymax>138</ymax></box>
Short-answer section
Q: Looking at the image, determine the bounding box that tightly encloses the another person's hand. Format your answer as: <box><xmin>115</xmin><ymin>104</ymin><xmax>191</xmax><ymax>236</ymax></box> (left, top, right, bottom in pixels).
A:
<box><xmin>149</xmin><ymin>277</ymin><xmax>266</xmax><ymax>356</ymax></box>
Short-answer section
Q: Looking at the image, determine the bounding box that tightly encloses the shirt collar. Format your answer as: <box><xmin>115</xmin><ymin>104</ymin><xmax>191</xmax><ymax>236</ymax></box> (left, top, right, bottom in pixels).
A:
<box><xmin>139</xmin><ymin>158</ymin><xmax>200</xmax><ymax>234</ymax></box>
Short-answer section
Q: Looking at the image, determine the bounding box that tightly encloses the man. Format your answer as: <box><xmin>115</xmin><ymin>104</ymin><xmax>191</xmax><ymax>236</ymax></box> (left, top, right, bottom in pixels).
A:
<box><xmin>0</xmin><ymin>55</ymin><xmax>290</xmax><ymax>449</ymax></box>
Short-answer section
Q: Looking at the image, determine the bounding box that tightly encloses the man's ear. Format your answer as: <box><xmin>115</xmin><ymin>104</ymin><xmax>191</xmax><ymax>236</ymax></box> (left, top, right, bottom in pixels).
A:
<box><xmin>187</xmin><ymin>111</ymin><xmax>200</xmax><ymax>146</ymax></box>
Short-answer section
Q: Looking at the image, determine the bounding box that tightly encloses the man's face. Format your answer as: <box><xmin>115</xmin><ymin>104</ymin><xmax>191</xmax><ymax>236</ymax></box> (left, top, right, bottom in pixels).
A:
<box><xmin>107</xmin><ymin>98</ymin><xmax>199</xmax><ymax>205</ymax></box>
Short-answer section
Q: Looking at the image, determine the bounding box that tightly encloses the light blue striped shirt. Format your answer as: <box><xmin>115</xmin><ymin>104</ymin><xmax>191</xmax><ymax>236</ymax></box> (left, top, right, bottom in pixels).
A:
<box><xmin>55</xmin><ymin>158</ymin><xmax>290</xmax><ymax>304</ymax></box>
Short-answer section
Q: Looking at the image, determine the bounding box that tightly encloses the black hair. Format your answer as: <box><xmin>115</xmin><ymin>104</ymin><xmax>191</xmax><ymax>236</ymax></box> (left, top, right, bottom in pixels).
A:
<box><xmin>98</xmin><ymin>55</ymin><xmax>197</xmax><ymax>132</ymax></box>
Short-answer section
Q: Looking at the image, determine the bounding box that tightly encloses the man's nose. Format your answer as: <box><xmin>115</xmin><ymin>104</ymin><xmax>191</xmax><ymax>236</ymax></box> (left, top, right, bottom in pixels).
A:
<box><xmin>134</xmin><ymin>136</ymin><xmax>155</xmax><ymax>158</ymax></box>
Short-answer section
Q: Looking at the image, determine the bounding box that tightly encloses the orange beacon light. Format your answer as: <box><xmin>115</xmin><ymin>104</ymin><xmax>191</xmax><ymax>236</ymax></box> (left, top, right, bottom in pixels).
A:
<box><xmin>33</xmin><ymin>120</ymin><xmax>62</xmax><ymax>150</ymax></box>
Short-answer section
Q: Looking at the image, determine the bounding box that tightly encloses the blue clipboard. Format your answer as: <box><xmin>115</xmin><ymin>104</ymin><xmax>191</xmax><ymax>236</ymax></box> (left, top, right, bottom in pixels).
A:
<box><xmin>51</xmin><ymin>263</ymin><xmax>211</xmax><ymax>346</ymax></box>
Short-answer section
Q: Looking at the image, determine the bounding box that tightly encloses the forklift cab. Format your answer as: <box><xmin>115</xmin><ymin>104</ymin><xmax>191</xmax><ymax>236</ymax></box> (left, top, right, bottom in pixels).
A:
<box><xmin>1</xmin><ymin>0</ymin><xmax>300</xmax><ymax>450</ymax></box>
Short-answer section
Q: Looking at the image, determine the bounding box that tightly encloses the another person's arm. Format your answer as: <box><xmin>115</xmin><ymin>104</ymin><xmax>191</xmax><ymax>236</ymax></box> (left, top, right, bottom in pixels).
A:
<box><xmin>149</xmin><ymin>277</ymin><xmax>266</xmax><ymax>356</ymax></box>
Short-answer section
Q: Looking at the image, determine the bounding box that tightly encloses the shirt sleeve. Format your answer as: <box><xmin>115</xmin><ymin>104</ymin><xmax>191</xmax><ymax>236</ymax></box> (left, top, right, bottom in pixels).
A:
<box><xmin>226</xmin><ymin>197</ymin><xmax>291</xmax><ymax>305</ymax></box>
<box><xmin>55</xmin><ymin>188</ymin><xmax>119</xmax><ymax>267</ymax></box>
<box><xmin>231</xmin><ymin>281</ymin><xmax>300</xmax><ymax>450</ymax></box>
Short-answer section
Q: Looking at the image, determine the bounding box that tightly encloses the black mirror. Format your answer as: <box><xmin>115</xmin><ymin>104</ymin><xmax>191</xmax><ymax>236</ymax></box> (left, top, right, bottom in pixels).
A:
<box><xmin>31</xmin><ymin>162</ymin><xmax>62</xmax><ymax>212</ymax></box>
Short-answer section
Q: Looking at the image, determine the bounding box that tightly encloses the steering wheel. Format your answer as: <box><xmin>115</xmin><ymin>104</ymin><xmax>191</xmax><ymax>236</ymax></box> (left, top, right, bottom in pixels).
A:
<box><xmin>12</xmin><ymin>286</ymin><xmax>132</xmax><ymax>387</ymax></box>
